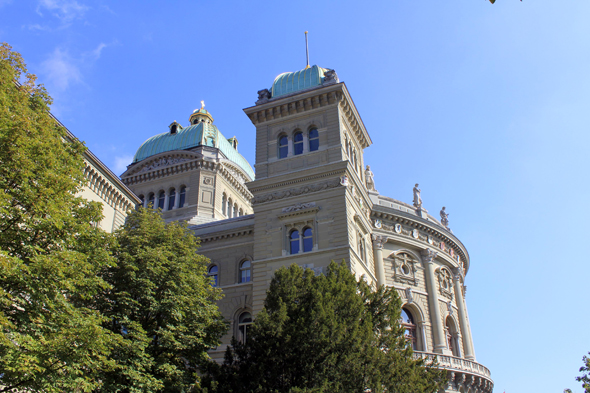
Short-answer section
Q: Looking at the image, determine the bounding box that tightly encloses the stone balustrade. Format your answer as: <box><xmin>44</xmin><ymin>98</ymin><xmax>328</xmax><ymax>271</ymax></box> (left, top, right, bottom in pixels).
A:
<box><xmin>414</xmin><ymin>351</ymin><xmax>493</xmax><ymax>381</ymax></box>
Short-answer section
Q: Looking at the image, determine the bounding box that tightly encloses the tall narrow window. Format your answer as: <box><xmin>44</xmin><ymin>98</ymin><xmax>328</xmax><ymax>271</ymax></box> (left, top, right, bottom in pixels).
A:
<box><xmin>358</xmin><ymin>232</ymin><xmax>365</xmax><ymax>262</ymax></box>
<box><xmin>168</xmin><ymin>188</ymin><xmax>176</xmax><ymax>210</ymax></box>
<box><xmin>302</xmin><ymin>227</ymin><xmax>313</xmax><ymax>252</ymax></box>
<box><xmin>278</xmin><ymin>135</ymin><xmax>288</xmax><ymax>159</ymax></box>
<box><xmin>293</xmin><ymin>131</ymin><xmax>303</xmax><ymax>155</ymax></box>
<box><xmin>208</xmin><ymin>265</ymin><xmax>218</xmax><ymax>287</ymax></box>
<box><xmin>148</xmin><ymin>193</ymin><xmax>155</xmax><ymax>207</ymax></box>
<box><xmin>179</xmin><ymin>186</ymin><xmax>186</xmax><ymax>208</ymax></box>
<box><xmin>401</xmin><ymin>308</ymin><xmax>418</xmax><ymax>350</ymax></box>
<box><xmin>290</xmin><ymin>230</ymin><xmax>300</xmax><ymax>254</ymax></box>
<box><xmin>158</xmin><ymin>191</ymin><xmax>165</xmax><ymax>209</ymax></box>
<box><xmin>309</xmin><ymin>128</ymin><xmax>319</xmax><ymax>151</ymax></box>
<box><xmin>228</xmin><ymin>199</ymin><xmax>233</xmax><ymax>218</ymax></box>
<box><xmin>222</xmin><ymin>194</ymin><xmax>227</xmax><ymax>215</ymax></box>
<box><xmin>239</xmin><ymin>260</ymin><xmax>251</xmax><ymax>283</ymax></box>
<box><xmin>238</xmin><ymin>312</ymin><xmax>252</xmax><ymax>343</ymax></box>
<box><xmin>233</xmin><ymin>203</ymin><xmax>238</xmax><ymax>218</ymax></box>
<box><xmin>239</xmin><ymin>208</ymin><xmax>244</xmax><ymax>216</ymax></box>
<box><xmin>446</xmin><ymin>318</ymin><xmax>460</xmax><ymax>357</ymax></box>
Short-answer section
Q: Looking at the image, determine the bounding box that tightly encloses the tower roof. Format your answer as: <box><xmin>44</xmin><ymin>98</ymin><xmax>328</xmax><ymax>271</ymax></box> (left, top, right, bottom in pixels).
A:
<box><xmin>132</xmin><ymin>113</ymin><xmax>255</xmax><ymax>180</ymax></box>
<box><xmin>271</xmin><ymin>65</ymin><xmax>330</xmax><ymax>98</ymax></box>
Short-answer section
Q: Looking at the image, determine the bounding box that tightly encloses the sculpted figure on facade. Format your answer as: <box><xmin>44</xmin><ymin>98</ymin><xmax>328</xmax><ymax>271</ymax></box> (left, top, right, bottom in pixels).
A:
<box><xmin>440</xmin><ymin>206</ymin><xmax>449</xmax><ymax>228</ymax></box>
<box><xmin>413</xmin><ymin>183</ymin><xmax>422</xmax><ymax>208</ymax></box>
<box><xmin>365</xmin><ymin>165</ymin><xmax>375</xmax><ymax>191</ymax></box>
<box><xmin>256</xmin><ymin>88</ymin><xmax>271</xmax><ymax>105</ymax></box>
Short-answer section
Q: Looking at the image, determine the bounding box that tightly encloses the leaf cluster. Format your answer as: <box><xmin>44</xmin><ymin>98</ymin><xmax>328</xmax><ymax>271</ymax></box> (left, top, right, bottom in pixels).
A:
<box><xmin>200</xmin><ymin>262</ymin><xmax>446</xmax><ymax>393</ymax></box>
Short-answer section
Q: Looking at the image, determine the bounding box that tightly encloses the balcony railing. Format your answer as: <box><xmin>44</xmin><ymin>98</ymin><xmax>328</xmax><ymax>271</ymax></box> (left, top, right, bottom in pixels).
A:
<box><xmin>413</xmin><ymin>352</ymin><xmax>492</xmax><ymax>379</ymax></box>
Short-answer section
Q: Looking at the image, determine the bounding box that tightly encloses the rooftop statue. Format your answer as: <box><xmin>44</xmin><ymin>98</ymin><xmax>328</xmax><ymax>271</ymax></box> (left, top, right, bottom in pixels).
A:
<box><xmin>413</xmin><ymin>183</ymin><xmax>422</xmax><ymax>208</ymax></box>
<box><xmin>365</xmin><ymin>165</ymin><xmax>375</xmax><ymax>191</ymax></box>
<box><xmin>440</xmin><ymin>206</ymin><xmax>449</xmax><ymax>228</ymax></box>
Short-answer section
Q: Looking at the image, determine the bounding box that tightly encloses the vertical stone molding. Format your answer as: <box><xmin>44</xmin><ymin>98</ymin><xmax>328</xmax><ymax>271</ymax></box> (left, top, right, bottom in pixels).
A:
<box><xmin>421</xmin><ymin>248</ymin><xmax>447</xmax><ymax>354</ymax></box>
<box><xmin>453</xmin><ymin>272</ymin><xmax>476</xmax><ymax>360</ymax></box>
<box><xmin>371</xmin><ymin>234</ymin><xmax>387</xmax><ymax>287</ymax></box>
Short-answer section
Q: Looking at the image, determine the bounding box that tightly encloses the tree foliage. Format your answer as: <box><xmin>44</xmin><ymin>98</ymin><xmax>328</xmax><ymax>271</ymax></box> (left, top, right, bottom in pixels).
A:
<box><xmin>97</xmin><ymin>207</ymin><xmax>227</xmax><ymax>392</ymax></box>
<box><xmin>0</xmin><ymin>42</ymin><xmax>118</xmax><ymax>392</ymax></box>
<box><xmin>576</xmin><ymin>352</ymin><xmax>590</xmax><ymax>393</ymax></box>
<box><xmin>200</xmin><ymin>262</ymin><xmax>446</xmax><ymax>393</ymax></box>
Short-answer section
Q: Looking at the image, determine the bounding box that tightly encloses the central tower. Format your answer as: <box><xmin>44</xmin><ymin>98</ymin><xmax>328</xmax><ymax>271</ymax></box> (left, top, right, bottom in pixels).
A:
<box><xmin>244</xmin><ymin>65</ymin><xmax>376</xmax><ymax>313</ymax></box>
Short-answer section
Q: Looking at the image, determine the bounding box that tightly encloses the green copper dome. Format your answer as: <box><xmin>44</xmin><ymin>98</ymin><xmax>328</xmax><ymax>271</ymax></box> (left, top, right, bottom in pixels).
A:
<box><xmin>271</xmin><ymin>65</ymin><xmax>329</xmax><ymax>98</ymax></box>
<box><xmin>132</xmin><ymin>121</ymin><xmax>255</xmax><ymax>180</ymax></box>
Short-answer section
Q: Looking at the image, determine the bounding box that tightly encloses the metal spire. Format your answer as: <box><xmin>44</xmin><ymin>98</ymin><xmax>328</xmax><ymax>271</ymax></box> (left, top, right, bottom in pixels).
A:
<box><xmin>305</xmin><ymin>31</ymin><xmax>310</xmax><ymax>69</ymax></box>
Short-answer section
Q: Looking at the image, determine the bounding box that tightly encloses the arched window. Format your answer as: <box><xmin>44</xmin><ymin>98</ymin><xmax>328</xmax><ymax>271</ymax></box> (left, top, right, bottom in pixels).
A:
<box><xmin>233</xmin><ymin>203</ymin><xmax>238</xmax><ymax>218</ymax></box>
<box><xmin>208</xmin><ymin>265</ymin><xmax>218</xmax><ymax>287</ymax></box>
<box><xmin>302</xmin><ymin>227</ymin><xmax>313</xmax><ymax>252</ymax></box>
<box><xmin>239</xmin><ymin>208</ymin><xmax>244</xmax><ymax>216</ymax></box>
<box><xmin>293</xmin><ymin>131</ymin><xmax>303</xmax><ymax>155</ymax></box>
<box><xmin>222</xmin><ymin>193</ymin><xmax>227</xmax><ymax>215</ymax></box>
<box><xmin>179</xmin><ymin>186</ymin><xmax>186</xmax><ymax>208</ymax></box>
<box><xmin>168</xmin><ymin>188</ymin><xmax>176</xmax><ymax>210</ymax></box>
<box><xmin>401</xmin><ymin>308</ymin><xmax>418</xmax><ymax>350</ymax></box>
<box><xmin>290</xmin><ymin>230</ymin><xmax>300</xmax><ymax>254</ymax></box>
<box><xmin>239</xmin><ymin>260</ymin><xmax>251</xmax><ymax>283</ymax></box>
<box><xmin>357</xmin><ymin>232</ymin><xmax>365</xmax><ymax>262</ymax></box>
<box><xmin>278</xmin><ymin>135</ymin><xmax>288</xmax><ymax>159</ymax></box>
<box><xmin>238</xmin><ymin>312</ymin><xmax>252</xmax><ymax>343</ymax></box>
<box><xmin>148</xmin><ymin>193</ymin><xmax>155</xmax><ymax>207</ymax></box>
<box><xmin>446</xmin><ymin>317</ymin><xmax>460</xmax><ymax>357</ymax></box>
<box><xmin>158</xmin><ymin>191</ymin><xmax>165</xmax><ymax>210</ymax></box>
<box><xmin>309</xmin><ymin>128</ymin><xmax>319</xmax><ymax>151</ymax></box>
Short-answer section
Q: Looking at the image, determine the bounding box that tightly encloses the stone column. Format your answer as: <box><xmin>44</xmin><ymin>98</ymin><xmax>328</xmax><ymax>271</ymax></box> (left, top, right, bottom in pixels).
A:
<box><xmin>453</xmin><ymin>272</ymin><xmax>475</xmax><ymax>360</ymax></box>
<box><xmin>164</xmin><ymin>192</ymin><xmax>170</xmax><ymax>211</ymax></box>
<box><xmin>287</xmin><ymin>136</ymin><xmax>293</xmax><ymax>157</ymax></box>
<box><xmin>371</xmin><ymin>234</ymin><xmax>387</xmax><ymax>287</ymax></box>
<box><xmin>302</xmin><ymin>132</ymin><xmax>309</xmax><ymax>153</ymax></box>
<box><xmin>143</xmin><ymin>197</ymin><xmax>148</xmax><ymax>208</ymax></box>
<box><xmin>421</xmin><ymin>248</ymin><xmax>446</xmax><ymax>354</ymax></box>
<box><xmin>174</xmin><ymin>188</ymin><xmax>180</xmax><ymax>209</ymax></box>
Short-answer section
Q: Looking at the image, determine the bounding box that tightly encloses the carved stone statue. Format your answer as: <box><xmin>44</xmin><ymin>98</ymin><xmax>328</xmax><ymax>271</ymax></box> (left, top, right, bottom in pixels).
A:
<box><xmin>365</xmin><ymin>165</ymin><xmax>375</xmax><ymax>191</ymax></box>
<box><xmin>256</xmin><ymin>89</ymin><xmax>271</xmax><ymax>105</ymax></box>
<box><xmin>412</xmin><ymin>183</ymin><xmax>422</xmax><ymax>208</ymax></box>
<box><xmin>323</xmin><ymin>69</ymin><xmax>339</xmax><ymax>85</ymax></box>
<box><xmin>440</xmin><ymin>206</ymin><xmax>449</xmax><ymax>228</ymax></box>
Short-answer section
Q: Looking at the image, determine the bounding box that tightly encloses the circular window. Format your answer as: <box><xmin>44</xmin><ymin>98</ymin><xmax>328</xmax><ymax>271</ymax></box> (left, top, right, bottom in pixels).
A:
<box><xmin>402</xmin><ymin>264</ymin><xmax>410</xmax><ymax>275</ymax></box>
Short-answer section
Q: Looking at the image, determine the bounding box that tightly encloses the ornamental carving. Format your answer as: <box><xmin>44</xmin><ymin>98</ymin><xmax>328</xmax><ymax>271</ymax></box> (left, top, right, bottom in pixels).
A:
<box><xmin>392</xmin><ymin>252</ymin><xmax>419</xmax><ymax>286</ymax></box>
<box><xmin>437</xmin><ymin>268</ymin><xmax>454</xmax><ymax>299</ymax></box>
<box><xmin>139</xmin><ymin>157</ymin><xmax>190</xmax><ymax>173</ymax></box>
<box><xmin>371</xmin><ymin>234</ymin><xmax>387</xmax><ymax>249</ymax></box>
<box><xmin>252</xmin><ymin>178</ymin><xmax>341</xmax><ymax>204</ymax></box>
<box><xmin>282</xmin><ymin>202</ymin><xmax>316</xmax><ymax>213</ymax></box>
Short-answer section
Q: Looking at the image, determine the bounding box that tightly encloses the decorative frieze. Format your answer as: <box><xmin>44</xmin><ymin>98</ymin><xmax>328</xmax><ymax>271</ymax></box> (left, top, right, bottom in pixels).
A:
<box><xmin>252</xmin><ymin>177</ymin><xmax>341</xmax><ymax>205</ymax></box>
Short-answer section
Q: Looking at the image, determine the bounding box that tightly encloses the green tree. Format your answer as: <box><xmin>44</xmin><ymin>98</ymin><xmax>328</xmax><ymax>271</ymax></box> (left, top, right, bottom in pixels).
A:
<box><xmin>0</xmin><ymin>42</ymin><xmax>119</xmax><ymax>391</ymax></box>
<box><xmin>577</xmin><ymin>352</ymin><xmax>590</xmax><ymax>393</ymax></box>
<box><xmin>200</xmin><ymin>262</ymin><xmax>446</xmax><ymax>393</ymax></box>
<box><xmin>97</xmin><ymin>207</ymin><xmax>227</xmax><ymax>392</ymax></box>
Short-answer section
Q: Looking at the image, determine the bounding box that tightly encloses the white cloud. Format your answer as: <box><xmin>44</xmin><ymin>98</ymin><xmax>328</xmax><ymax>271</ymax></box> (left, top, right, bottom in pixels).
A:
<box><xmin>113</xmin><ymin>155</ymin><xmax>133</xmax><ymax>174</ymax></box>
<box><xmin>41</xmin><ymin>48</ymin><xmax>82</xmax><ymax>91</ymax></box>
<box><xmin>36</xmin><ymin>0</ymin><xmax>89</xmax><ymax>24</ymax></box>
<box><xmin>89</xmin><ymin>42</ymin><xmax>108</xmax><ymax>60</ymax></box>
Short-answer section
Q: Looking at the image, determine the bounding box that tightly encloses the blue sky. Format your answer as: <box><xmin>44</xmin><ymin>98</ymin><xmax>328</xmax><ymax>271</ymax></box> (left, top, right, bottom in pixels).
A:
<box><xmin>2</xmin><ymin>1</ymin><xmax>589</xmax><ymax>391</ymax></box>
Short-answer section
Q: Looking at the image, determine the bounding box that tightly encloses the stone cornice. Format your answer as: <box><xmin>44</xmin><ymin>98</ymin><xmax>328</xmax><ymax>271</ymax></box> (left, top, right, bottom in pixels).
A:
<box><xmin>252</xmin><ymin>177</ymin><xmax>342</xmax><ymax>205</ymax></box>
<box><xmin>196</xmin><ymin>228</ymin><xmax>254</xmax><ymax>244</ymax></box>
<box><xmin>338</xmin><ymin>84</ymin><xmax>372</xmax><ymax>149</ymax></box>
<box><xmin>243</xmin><ymin>83</ymin><xmax>342</xmax><ymax>125</ymax></box>
<box><xmin>121</xmin><ymin>151</ymin><xmax>253</xmax><ymax>202</ymax></box>
<box><xmin>248</xmin><ymin>161</ymin><xmax>347</xmax><ymax>193</ymax></box>
<box><xmin>372</xmin><ymin>208</ymin><xmax>470</xmax><ymax>275</ymax></box>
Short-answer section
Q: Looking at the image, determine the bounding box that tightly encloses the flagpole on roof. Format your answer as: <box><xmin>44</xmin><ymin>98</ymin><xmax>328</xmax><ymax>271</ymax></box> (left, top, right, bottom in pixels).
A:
<box><xmin>305</xmin><ymin>31</ymin><xmax>310</xmax><ymax>69</ymax></box>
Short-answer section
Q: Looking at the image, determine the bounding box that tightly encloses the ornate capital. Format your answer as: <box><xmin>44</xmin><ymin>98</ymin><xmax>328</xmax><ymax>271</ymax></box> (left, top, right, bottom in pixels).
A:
<box><xmin>371</xmin><ymin>234</ymin><xmax>387</xmax><ymax>249</ymax></box>
<box><xmin>420</xmin><ymin>248</ymin><xmax>438</xmax><ymax>262</ymax></box>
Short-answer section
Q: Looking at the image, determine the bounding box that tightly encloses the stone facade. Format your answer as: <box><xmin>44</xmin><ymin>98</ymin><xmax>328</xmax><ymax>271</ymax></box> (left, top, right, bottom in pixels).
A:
<box><xmin>122</xmin><ymin>67</ymin><xmax>493</xmax><ymax>393</ymax></box>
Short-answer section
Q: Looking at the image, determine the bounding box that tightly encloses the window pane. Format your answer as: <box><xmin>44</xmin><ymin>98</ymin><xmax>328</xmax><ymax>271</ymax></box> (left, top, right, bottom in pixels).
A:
<box><xmin>158</xmin><ymin>192</ymin><xmax>165</xmax><ymax>209</ymax></box>
<box><xmin>294</xmin><ymin>141</ymin><xmax>303</xmax><ymax>155</ymax></box>
<box><xmin>168</xmin><ymin>189</ymin><xmax>175</xmax><ymax>210</ymax></box>
<box><xmin>179</xmin><ymin>187</ymin><xmax>186</xmax><ymax>207</ymax></box>
<box><xmin>309</xmin><ymin>138</ymin><xmax>319</xmax><ymax>152</ymax></box>
<box><xmin>290</xmin><ymin>230</ymin><xmax>299</xmax><ymax>254</ymax></box>
<box><xmin>241</xmin><ymin>269</ymin><xmax>251</xmax><ymax>283</ymax></box>
<box><xmin>239</xmin><ymin>312</ymin><xmax>252</xmax><ymax>323</ymax></box>
<box><xmin>303</xmin><ymin>237</ymin><xmax>313</xmax><ymax>252</ymax></box>
<box><xmin>241</xmin><ymin>260</ymin><xmax>251</xmax><ymax>269</ymax></box>
<box><xmin>279</xmin><ymin>136</ymin><xmax>288</xmax><ymax>158</ymax></box>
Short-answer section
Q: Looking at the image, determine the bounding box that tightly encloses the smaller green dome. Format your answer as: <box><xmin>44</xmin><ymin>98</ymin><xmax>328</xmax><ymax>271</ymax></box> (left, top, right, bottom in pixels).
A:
<box><xmin>271</xmin><ymin>65</ymin><xmax>329</xmax><ymax>98</ymax></box>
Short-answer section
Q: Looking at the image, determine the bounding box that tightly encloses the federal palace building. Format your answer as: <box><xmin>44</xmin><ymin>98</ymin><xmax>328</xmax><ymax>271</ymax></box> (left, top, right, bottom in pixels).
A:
<box><xmin>119</xmin><ymin>65</ymin><xmax>494</xmax><ymax>393</ymax></box>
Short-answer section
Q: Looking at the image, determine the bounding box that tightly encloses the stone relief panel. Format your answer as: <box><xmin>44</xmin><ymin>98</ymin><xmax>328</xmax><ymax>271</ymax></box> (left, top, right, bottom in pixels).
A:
<box><xmin>391</xmin><ymin>252</ymin><xmax>419</xmax><ymax>286</ymax></box>
<box><xmin>437</xmin><ymin>267</ymin><xmax>454</xmax><ymax>299</ymax></box>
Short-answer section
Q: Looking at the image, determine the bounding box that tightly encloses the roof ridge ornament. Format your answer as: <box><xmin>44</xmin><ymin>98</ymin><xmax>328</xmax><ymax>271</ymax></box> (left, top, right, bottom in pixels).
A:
<box><xmin>201</xmin><ymin>100</ymin><xmax>205</xmax><ymax>110</ymax></box>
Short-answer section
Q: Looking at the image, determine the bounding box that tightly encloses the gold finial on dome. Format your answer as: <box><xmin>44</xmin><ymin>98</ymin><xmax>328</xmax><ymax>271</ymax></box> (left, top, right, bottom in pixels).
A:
<box><xmin>201</xmin><ymin>100</ymin><xmax>205</xmax><ymax>110</ymax></box>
